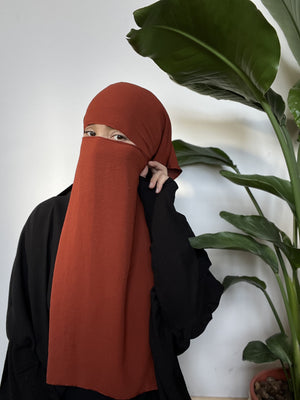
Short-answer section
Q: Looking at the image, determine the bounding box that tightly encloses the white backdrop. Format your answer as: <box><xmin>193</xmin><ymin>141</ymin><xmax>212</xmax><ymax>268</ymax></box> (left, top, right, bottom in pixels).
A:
<box><xmin>0</xmin><ymin>0</ymin><xmax>299</xmax><ymax>397</ymax></box>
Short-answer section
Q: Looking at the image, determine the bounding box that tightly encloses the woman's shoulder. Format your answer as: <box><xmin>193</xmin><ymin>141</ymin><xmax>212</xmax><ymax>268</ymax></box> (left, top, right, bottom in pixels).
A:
<box><xmin>25</xmin><ymin>185</ymin><xmax>72</xmax><ymax>231</ymax></box>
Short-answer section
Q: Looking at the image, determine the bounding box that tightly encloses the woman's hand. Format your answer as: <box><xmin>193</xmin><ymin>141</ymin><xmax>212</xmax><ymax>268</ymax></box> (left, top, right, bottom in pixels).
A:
<box><xmin>140</xmin><ymin>161</ymin><xmax>169</xmax><ymax>193</ymax></box>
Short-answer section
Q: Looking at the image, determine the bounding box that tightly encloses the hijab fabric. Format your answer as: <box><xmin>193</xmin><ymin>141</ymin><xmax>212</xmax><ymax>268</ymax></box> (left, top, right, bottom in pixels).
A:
<box><xmin>46</xmin><ymin>83</ymin><xmax>181</xmax><ymax>399</ymax></box>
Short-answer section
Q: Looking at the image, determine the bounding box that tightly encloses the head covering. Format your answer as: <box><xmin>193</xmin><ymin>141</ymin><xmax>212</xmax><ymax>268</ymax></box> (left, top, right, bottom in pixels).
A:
<box><xmin>46</xmin><ymin>82</ymin><xmax>181</xmax><ymax>399</ymax></box>
<box><xmin>83</xmin><ymin>82</ymin><xmax>181</xmax><ymax>179</ymax></box>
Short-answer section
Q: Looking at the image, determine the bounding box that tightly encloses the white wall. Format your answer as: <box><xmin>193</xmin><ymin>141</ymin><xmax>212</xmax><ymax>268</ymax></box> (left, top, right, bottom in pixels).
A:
<box><xmin>0</xmin><ymin>0</ymin><xmax>298</xmax><ymax>397</ymax></box>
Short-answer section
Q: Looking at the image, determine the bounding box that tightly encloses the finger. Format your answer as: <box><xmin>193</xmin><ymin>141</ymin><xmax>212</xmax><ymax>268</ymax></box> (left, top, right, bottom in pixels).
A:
<box><xmin>155</xmin><ymin>175</ymin><xmax>169</xmax><ymax>193</ymax></box>
<box><xmin>148</xmin><ymin>160</ymin><xmax>168</xmax><ymax>175</ymax></box>
<box><xmin>149</xmin><ymin>171</ymin><xmax>165</xmax><ymax>190</ymax></box>
<box><xmin>148</xmin><ymin>174</ymin><xmax>158</xmax><ymax>189</ymax></box>
<box><xmin>140</xmin><ymin>165</ymin><xmax>149</xmax><ymax>177</ymax></box>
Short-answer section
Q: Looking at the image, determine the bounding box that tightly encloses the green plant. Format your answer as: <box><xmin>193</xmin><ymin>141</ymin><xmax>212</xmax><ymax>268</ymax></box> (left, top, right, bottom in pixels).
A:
<box><xmin>127</xmin><ymin>0</ymin><xmax>300</xmax><ymax>398</ymax></box>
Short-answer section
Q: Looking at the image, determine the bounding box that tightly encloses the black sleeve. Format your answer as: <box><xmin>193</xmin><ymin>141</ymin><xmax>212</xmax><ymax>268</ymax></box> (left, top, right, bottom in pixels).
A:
<box><xmin>0</xmin><ymin>198</ymin><xmax>67</xmax><ymax>400</ymax></box>
<box><xmin>138</xmin><ymin>176</ymin><xmax>223</xmax><ymax>355</ymax></box>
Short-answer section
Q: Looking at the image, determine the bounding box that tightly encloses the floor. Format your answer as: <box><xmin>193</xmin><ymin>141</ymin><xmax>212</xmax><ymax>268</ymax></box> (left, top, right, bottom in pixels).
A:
<box><xmin>191</xmin><ymin>397</ymin><xmax>247</xmax><ymax>400</ymax></box>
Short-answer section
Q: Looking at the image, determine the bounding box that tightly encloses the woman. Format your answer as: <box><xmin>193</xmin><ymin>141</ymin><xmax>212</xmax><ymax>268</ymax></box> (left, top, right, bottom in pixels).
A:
<box><xmin>0</xmin><ymin>82</ymin><xmax>223</xmax><ymax>400</ymax></box>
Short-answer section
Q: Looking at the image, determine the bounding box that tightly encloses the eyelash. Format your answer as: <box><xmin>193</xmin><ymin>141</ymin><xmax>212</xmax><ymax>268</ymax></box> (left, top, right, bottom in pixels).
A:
<box><xmin>84</xmin><ymin>130</ymin><xmax>96</xmax><ymax>136</ymax></box>
<box><xmin>113</xmin><ymin>133</ymin><xmax>127</xmax><ymax>141</ymax></box>
<box><xmin>84</xmin><ymin>131</ymin><xmax>129</xmax><ymax>141</ymax></box>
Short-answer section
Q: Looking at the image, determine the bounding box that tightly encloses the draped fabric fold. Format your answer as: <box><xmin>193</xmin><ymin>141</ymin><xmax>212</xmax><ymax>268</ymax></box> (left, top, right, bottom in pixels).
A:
<box><xmin>46</xmin><ymin>82</ymin><xmax>181</xmax><ymax>399</ymax></box>
<box><xmin>82</xmin><ymin>82</ymin><xmax>182</xmax><ymax>179</ymax></box>
<box><xmin>47</xmin><ymin>138</ymin><xmax>157</xmax><ymax>398</ymax></box>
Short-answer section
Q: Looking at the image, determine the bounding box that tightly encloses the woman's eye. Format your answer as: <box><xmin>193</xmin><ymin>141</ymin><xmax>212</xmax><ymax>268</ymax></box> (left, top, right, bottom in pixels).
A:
<box><xmin>113</xmin><ymin>133</ymin><xmax>128</xmax><ymax>141</ymax></box>
<box><xmin>84</xmin><ymin>130</ymin><xmax>96</xmax><ymax>136</ymax></box>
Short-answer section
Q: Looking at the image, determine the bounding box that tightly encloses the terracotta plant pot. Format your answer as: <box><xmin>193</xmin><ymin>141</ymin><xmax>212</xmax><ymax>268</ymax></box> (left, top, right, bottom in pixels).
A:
<box><xmin>249</xmin><ymin>367</ymin><xmax>287</xmax><ymax>400</ymax></box>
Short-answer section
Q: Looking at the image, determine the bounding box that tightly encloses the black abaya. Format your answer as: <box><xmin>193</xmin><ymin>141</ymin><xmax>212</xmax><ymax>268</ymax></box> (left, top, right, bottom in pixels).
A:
<box><xmin>0</xmin><ymin>176</ymin><xmax>223</xmax><ymax>400</ymax></box>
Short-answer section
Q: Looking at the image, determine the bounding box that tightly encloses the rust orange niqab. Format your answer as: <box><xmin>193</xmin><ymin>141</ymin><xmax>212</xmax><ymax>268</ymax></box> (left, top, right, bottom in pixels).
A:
<box><xmin>46</xmin><ymin>82</ymin><xmax>181</xmax><ymax>399</ymax></box>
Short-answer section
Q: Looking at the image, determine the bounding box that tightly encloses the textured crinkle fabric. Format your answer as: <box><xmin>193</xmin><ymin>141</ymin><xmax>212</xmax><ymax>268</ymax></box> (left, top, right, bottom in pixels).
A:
<box><xmin>47</xmin><ymin>82</ymin><xmax>181</xmax><ymax>399</ymax></box>
<box><xmin>47</xmin><ymin>138</ymin><xmax>158</xmax><ymax>398</ymax></box>
<box><xmin>83</xmin><ymin>82</ymin><xmax>182</xmax><ymax>179</ymax></box>
<box><xmin>0</xmin><ymin>82</ymin><xmax>223</xmax><ymax>400</ymax></box>
<box><xmin>0</xmin><ymin>178</ymin><xmax>223</xmax><ymax>400</ymax></box>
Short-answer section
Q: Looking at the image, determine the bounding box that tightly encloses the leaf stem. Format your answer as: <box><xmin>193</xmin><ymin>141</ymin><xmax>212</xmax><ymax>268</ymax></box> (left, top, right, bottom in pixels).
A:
<box><xmin>263</xmin><ymin>289</ymin><xmax>285</xmax><ymax>334</ymax></box>
<box><xmin>276</xmin><ymin>248</ymin><xmax>300</xmax><ymax>397</ymax></box>
<box><xmin>294</xmin><ymin>269</ymin><xmax>300</xmax><ymax>306</ymax></box>
<box><xmin>261</xmin><ymin>102</ymin><xmax>300</xmax><ymax>398</ymax></box>
<box><xmin>233</xmin><ymin>166</ymin><xmax>264</xmax><ymax>216</ymax></box>
<box><xmin>297</xmin><ymin>140</ymin><xmax>300</xmax><ymax>176</ymax></box>
<box><xmin>294</xmin><ymin>218</ymin><xmax>298</xmax><ymax>248</ymax></box>
<box><xmin>232</xmin><ymin>166</ymin><xmax>289</xmax><ymax>336</ymax></box>
<box><xmin>286</xmin><ymin>276</ymin><xmax>300</xmax><ymax>398</ymax></box>
<box><xmin>281</xmin><ymin>361</ymin><xmax>294</xmax><ymax>395</ymax></box>
<box><xmin>261</xmin><ymin>101</ymin><xmax>300</xmax><ymax>229</ymax></box>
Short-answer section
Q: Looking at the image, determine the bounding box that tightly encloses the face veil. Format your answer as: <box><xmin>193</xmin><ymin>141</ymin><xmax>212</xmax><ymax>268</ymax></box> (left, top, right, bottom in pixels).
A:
<box><xmin>46</xmin><ymin>83</ymin><xmax>181</xmax><ymax>399</ymax></box>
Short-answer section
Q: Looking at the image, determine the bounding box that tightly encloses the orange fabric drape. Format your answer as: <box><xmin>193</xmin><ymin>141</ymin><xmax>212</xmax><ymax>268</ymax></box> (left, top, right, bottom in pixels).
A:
<box><xmin>46</xmin><ymin>83</ymin><xmax>181</xmax><ymax>399</ymax></box>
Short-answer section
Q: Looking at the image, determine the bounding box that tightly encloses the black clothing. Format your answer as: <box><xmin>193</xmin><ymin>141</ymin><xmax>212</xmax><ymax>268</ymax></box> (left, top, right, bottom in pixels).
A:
<box><xmin>0</xmin><ymin>177</ymin><xmax>223</xmax><ymax>400</ymax></box>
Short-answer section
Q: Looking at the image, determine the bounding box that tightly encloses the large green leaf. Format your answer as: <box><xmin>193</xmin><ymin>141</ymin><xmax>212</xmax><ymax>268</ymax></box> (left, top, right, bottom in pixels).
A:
<box><xmin>280</xmin><ymin>243</ymin><xmax>300</xmax><ymax>270</ymax></box>
<box><xmin>189</xmin><ymin>232</ymin><xmax>278</xmax><ymax>272</ymax></box>
<box><xmin>266</xmin><ymin>333</ymin><xmax>292</xmax><ymax>366</ymax></box>
<box><xmin>280</xmin><ymin>230</ymin><xmax>293</xmax><ymax>247</ymax></box>
<box><xmin>220</xmin><ymin>212</ymin><xmax>281</xmax><ymax>243</ymax></box>
<box><xmin>243</xmin><ymin>340</ymin><xmax>278</xmax><ymax>363</ymax></box>
<box><xmin>172</xmin><ymin>139</ymin><xmax>235</xmax><ymax>168</ymax></box>
<box><xmin>223</xmin><ymin>275</ymin><xmax>266</xmax><ymax>291</ymax></box>
<box><xmin>288</xmin><ymin>79</ymin><xmax>300</xmax><ymax>128</ymax></box>
<box><xmin>261</xmin><ymin>0</ymin><xmax>300</xmax><ymax>66</ymax></box>
<box><xmin>220</xmin><ymin>211</ymin><xmax>300</xmax><ymax>269</ymax></box>
<box><xmin>127</xmin><ymin>0</ymin><xmax>280</xmax><ymax>109</ymax></box>
<box><xmin>220</xmin><ymin>170</ymin><xmax>295</xmax><ymax>214</ymax></box>
<box><xmin>224</xmin><ymin>275</ymin><xmax>285</xmax><ymax>333</ymax></box>
<box><xmin>264</xmin><ymin>88</ymin><xmax>286</xmax><ymax>125</ymax></box>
